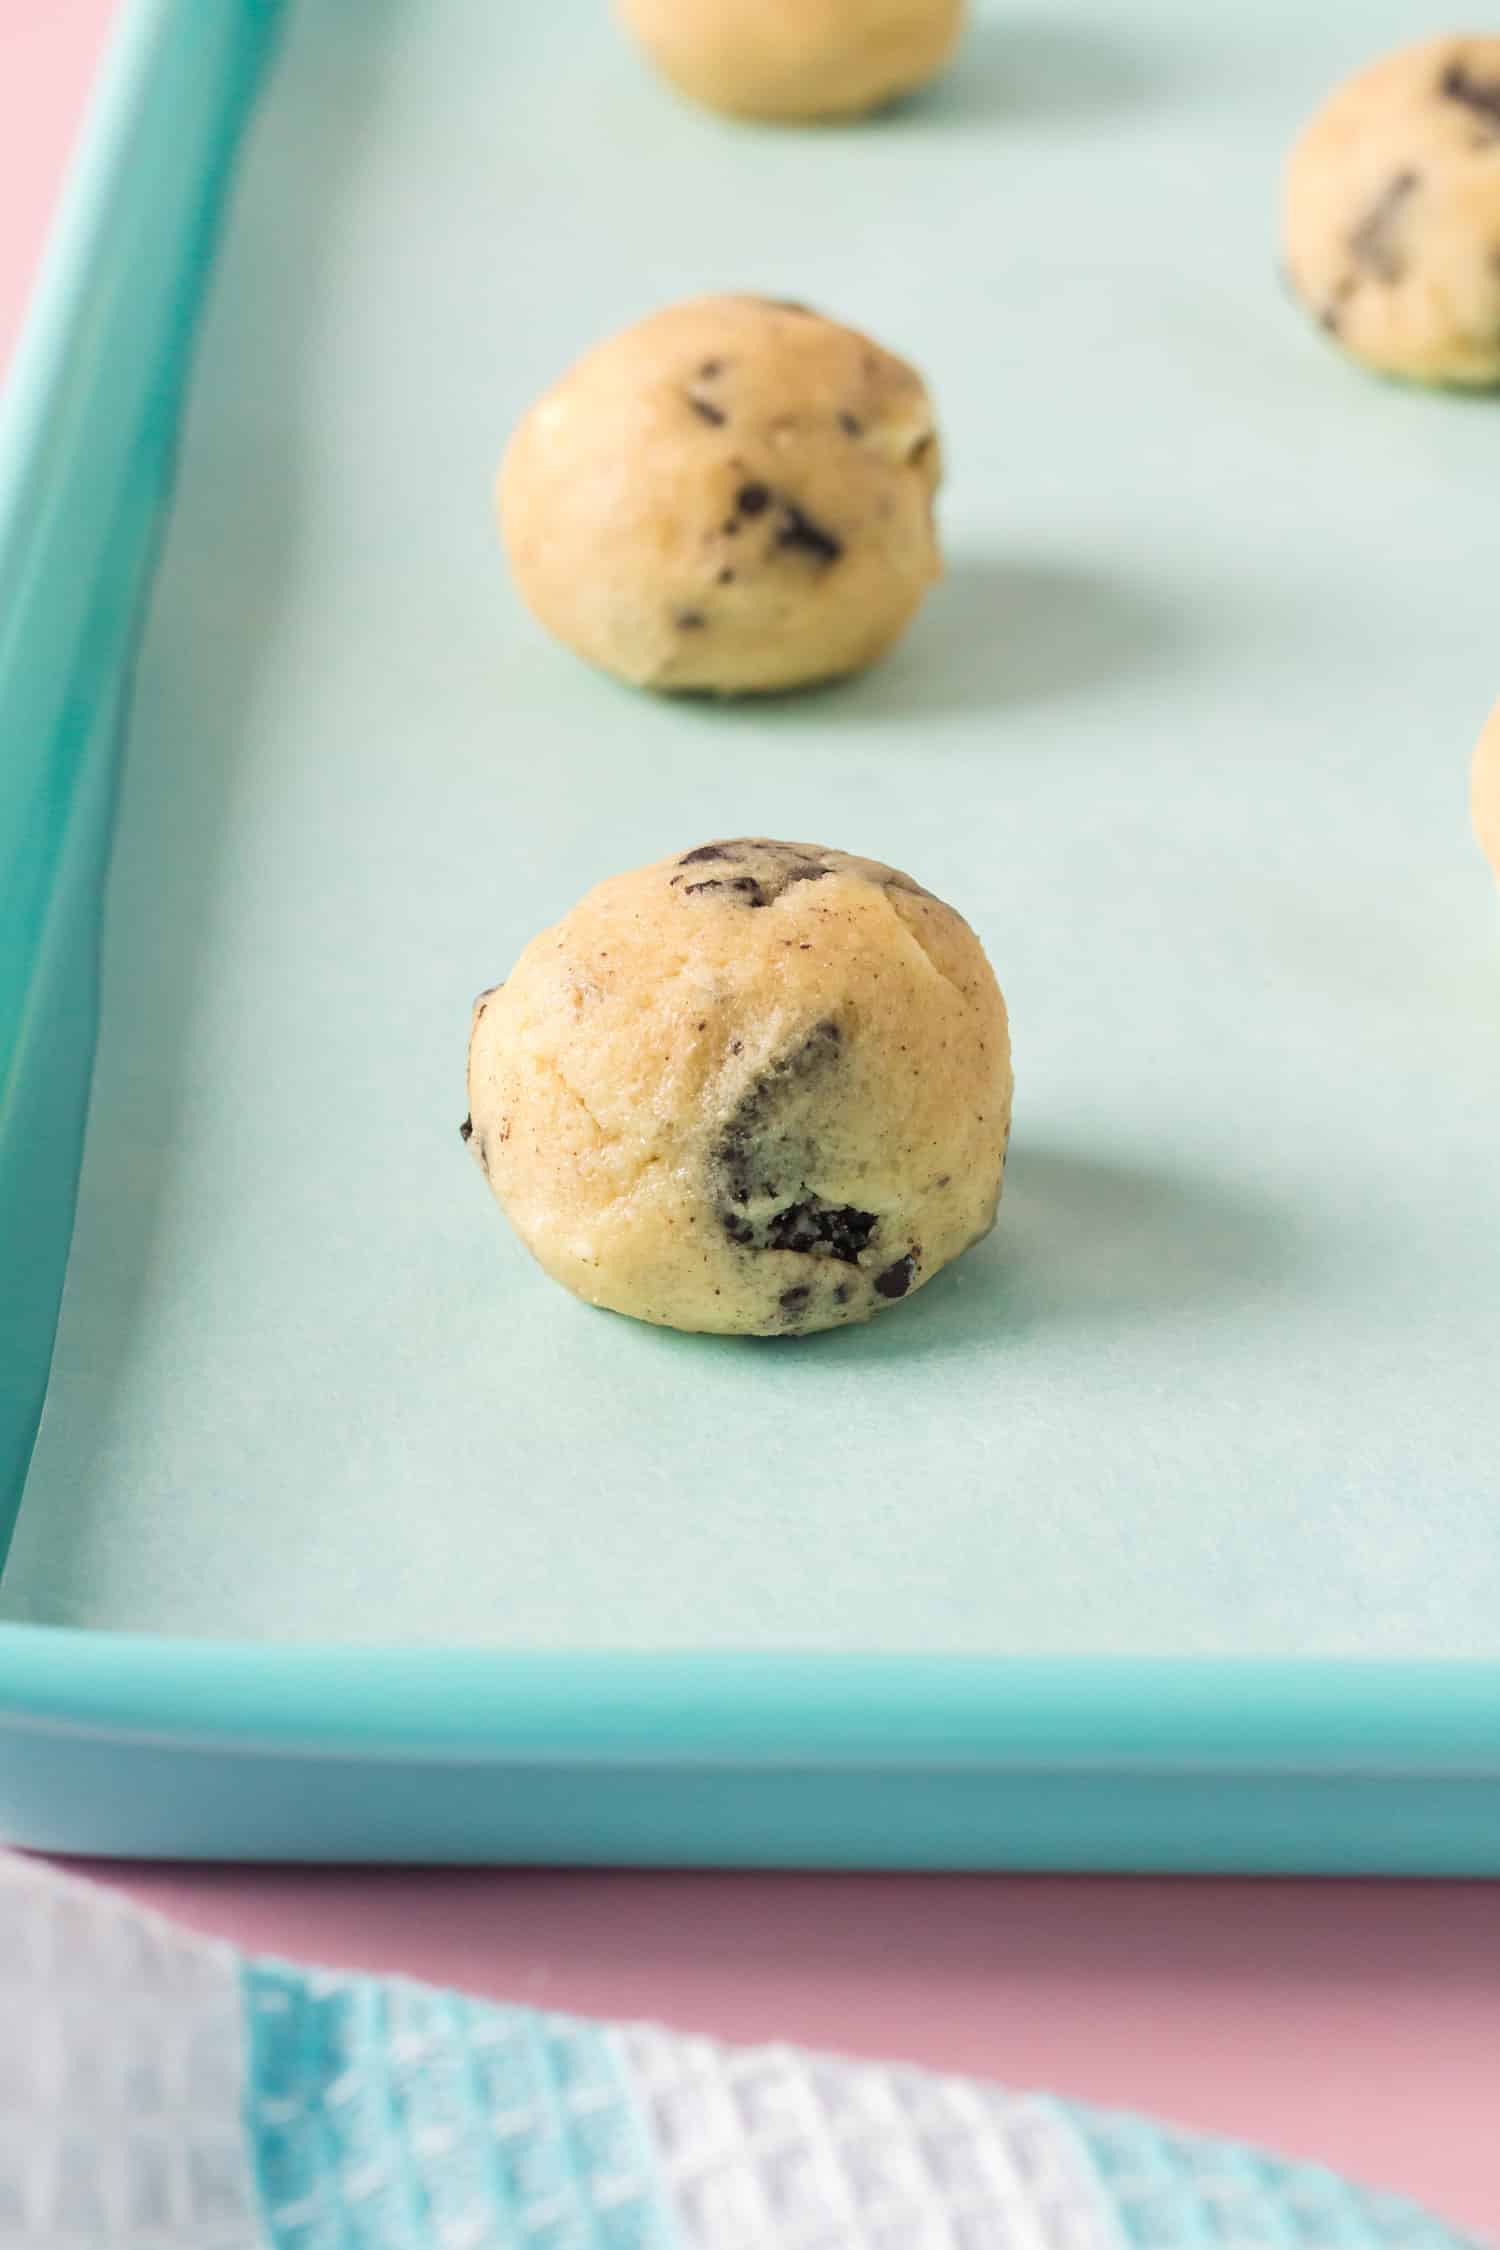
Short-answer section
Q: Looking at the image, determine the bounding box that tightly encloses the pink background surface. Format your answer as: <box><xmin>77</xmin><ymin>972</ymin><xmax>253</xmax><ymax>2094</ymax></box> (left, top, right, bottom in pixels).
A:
<box><xmin>2</xmin><ymin>6</ymin><xmax>1495</xmax><ymax>2238</ymax></box>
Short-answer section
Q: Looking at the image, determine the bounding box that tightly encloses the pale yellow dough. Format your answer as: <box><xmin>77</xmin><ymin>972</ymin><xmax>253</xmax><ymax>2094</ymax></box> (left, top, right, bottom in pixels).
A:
<box><xmin>1283</xmin><ymin>35</ymin><xmax>1500</xmax><ymax>386</ymax></box>
<box><xmin>498</xmin><ymin>295</ymin><xmax>942</xmax><ymax>696</ymax></box>
<box><xmin>1474</xmin><ymin>697</ymin><xmax>1500</xmax><ymax>881</ymax></box>
<box><xmin>616</xmin><ymin>0</ymin><xmax>964</xmax><ymax>122</ymax></box>
<box><xmin>466</xmin><ymin>840</ymin><xmax>1012</xmax><ymax>1336</ymax></box>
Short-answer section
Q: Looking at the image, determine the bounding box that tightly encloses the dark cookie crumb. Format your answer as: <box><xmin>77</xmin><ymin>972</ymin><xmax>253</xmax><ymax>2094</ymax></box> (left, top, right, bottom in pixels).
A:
<box><xmin>684</xmin><ymin>875</ymin><xmax>767</xmax><ymax>905</ymax></box>
<box><xmin>779</xmin><ymin>1285</ymin><xmax>812</xmax><ymax>1315</ymax></box>
<box><xmin>834</xmin><ymin>1283</ymin><xmax>851</xmax><ymax>1305</ymax></box>
<box><xmin>717</xmin><ymin>567</ymin><xmax>735</xmax><ymax>584</ymax></box>
<box><xmin>1319</xmin><ymin>270</ymin><xmax>1358</xmax><ymax>331</ymax></box>
<box><xmin>736</xmin><ymin>482</ymin><xmax>771</xmax><ymax>516</ymax></box>
<box><xmin>874</xmin><ymin>1253</ymin><xmax>917</xmax><ymax>1301</ymax></box>
<box><xmin>721</xmin><ymin>517</ymin><xmax>741</xmax><ymax>536</ymax></box>
<box><xmin>777</xmin><ymin>1015</ymin><xmax>837</xmax><ymax>1064</ymax></box>
<box><xmin>1349</xmin><ymin>169</ymin><xmax>1420</xmax><ymax>282</ymax></box>
<box><xmin>675</xmin><ymin>609</ymin><xmax>708</xmax><ymax>630</ymax></box>
<box><xmin>698</xmin><ymin>357</ymin><xmax>724</xmax><ymax>378</ymax></box>
<box><xmin>675</xmin><ymin>841</ymin><xmax>830</xmax><ymax>900</ymax></box>
<box><xmin>459</xmin><ymin>1115</ymin><xmax>473</xmax><ymax>1144</ymax></box>
<box><xmin>774</xmin><ymin>502</ymin><xmax>844</xmax><ymax>565</ymax></box>
<box><xmin>1440</xmin><ymin>57</ymin><xmax>1500</xmax><ymax>128</ymax></box>
<box><xmin>713</xmin><ymin>1021</ymin><xmax>873</xmax><ymax>1257</ymax></box>
<box><xmin>838</xmin><ymin>411</ymin><xmax>864</xmax><ymax>437</ymax></box>
<box><xmin>768</xmin><ymin>1200</ymin><xmax>878</xmax><ymax>1261</ymax></box>
<box><xmin>687</xmin><ymin>393</ymin><xmax>727</xmax><ymax>426</ymax></box>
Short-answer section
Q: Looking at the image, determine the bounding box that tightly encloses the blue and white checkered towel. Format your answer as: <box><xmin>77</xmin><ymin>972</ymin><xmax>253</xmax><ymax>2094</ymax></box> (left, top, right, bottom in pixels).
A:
<box><xmin>0</xmin><ymin>1854</ymin><xmax>1482</xmax><ymax>2250</ymax></box>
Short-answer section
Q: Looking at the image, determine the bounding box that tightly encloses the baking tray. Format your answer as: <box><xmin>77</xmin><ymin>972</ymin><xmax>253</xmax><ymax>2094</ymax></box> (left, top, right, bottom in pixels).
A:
<box><xmin>2</xmin><ymin>0</ymin><xmax>1499</xmax><ymax>1870</ymax></box>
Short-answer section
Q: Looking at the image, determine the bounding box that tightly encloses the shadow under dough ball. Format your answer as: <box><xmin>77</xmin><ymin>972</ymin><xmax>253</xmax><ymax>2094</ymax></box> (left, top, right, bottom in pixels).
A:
<box><xmin>1475</xmin><ymin>698</ymin><xmax>1500</xmax><ymax>883</ymax></box>
<box><xmin>1283</xmin><ymin>34</ymin><xmax>1500</xmax><ymax>386</ymax></box>
<box><xmin>616</xmin><ymin>0</ymin><xmax>965</xmax><ymax>122</ymax></box>
<box><xmin>497</xmin><ymin>295</ymin><xmax>942</xmax><ymax>695</ymax></box>
<box><xmin>464</xmin><ymin>841</ymin><xmax>1012</xmax><ymax>1336</ymax></box>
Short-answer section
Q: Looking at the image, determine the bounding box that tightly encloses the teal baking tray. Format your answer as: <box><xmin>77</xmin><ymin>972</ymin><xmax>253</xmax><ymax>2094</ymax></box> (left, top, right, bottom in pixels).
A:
<box><xmin>2</xmin><ymin>0</ymin><xmax>1499</xmax><ymax>1870</ymax></box>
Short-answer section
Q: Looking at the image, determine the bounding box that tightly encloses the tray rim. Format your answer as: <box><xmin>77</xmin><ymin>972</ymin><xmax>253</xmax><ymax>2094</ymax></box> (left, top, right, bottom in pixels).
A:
<box><xmin>5</xmin><ymin>1631</ymin><xmax>1500</xmax><ymax>1774</ymax></box>
<box><xmin>3</xmin><ymin>0</ymin><xmax>1500</xmax><ymax>1864</ymax></box>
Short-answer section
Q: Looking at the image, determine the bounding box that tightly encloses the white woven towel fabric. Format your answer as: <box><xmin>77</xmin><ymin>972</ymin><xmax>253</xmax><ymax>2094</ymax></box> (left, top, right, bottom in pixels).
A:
<box><xmin>0</xmin><ymin>1855</ymin><xmax>260</xmax><ymax>2248</ymax></box>
<box><xmin>0</xmin><ymin>1853</ymin><xmax>1485</xmax><ymax>2250</ymax></box>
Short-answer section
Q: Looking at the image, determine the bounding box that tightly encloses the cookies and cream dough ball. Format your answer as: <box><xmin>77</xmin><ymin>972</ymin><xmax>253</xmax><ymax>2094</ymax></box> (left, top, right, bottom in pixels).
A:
<box><xmin>498</xmin><ymin>295</ymin><xmax>942</xmax><ymax>695</ymax></box>
<box><xmin>616</xmin><ymin>0</ymin><xmax>965</xmax><ymax>121</ymax></box>
<box><xmin>1474</xmin><ymin>697</ymin><xmax>1500</xmax><ymax>882</ymax></box>
<box><xmin>465</xmin><ymin>839</ymin><xmax>1012</xmax><ymax>1336</ymax></box>
<box><xmin>1283</xmin><ymin>36</ymin><xmax>1500</xmax><ymax>385</ymax></box>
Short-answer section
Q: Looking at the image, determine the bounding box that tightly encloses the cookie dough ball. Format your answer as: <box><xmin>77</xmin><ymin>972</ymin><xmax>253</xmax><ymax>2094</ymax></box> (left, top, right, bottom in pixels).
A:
<box><xmin>498</xmin><ymin>295</ymin><xmax>942</xmax><ymax>695</ymax></box>
<box><xmin>465</xmin><ymin>840</ymin><xmax>1012</xmax><ymax>1336</ymax></box>
<box><xmin>1283</xmin><ymin>36</ymin><xmax>1500</xmax><ymax>386</ymax></box>
<box><xmin>1474</xmin><ymin>697</ymin><xmax>1500</xmax><ymax>882</ymax></box>
<box><xmin>616</xmin><ymin>0</ymin><xmax>964</xmax><ymax>121</ymax></box>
